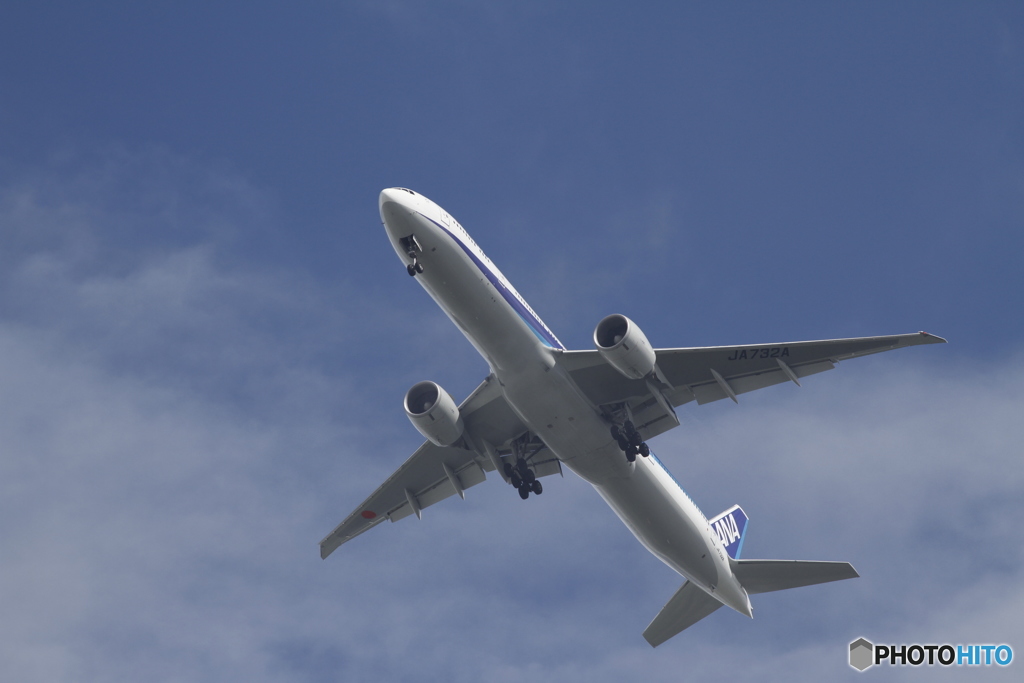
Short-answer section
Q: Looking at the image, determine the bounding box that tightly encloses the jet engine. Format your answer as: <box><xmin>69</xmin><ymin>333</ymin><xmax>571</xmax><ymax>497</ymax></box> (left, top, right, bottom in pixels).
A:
<box><xmin>594</xmin><ymin>314</ymin><xmax>657</xmax><ymax>380</ymax></box>
<box><xmin>404</xmin><ymin>380</ymin><xmax>465</xmax><ymax>447</ymax></box>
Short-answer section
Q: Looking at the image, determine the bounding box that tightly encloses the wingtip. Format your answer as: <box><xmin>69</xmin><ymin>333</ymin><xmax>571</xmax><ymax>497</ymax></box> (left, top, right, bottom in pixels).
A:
<box><xmin>319</xmin><ymin>535</ymin><xmax>342</xmax><ymax>560</ymax></box>
<box><xmin>918</xmin><ymin>331</ymin><xmax>948</xmax><ymax>344</ymax></box>
<box><xmin>642</xmin><ymin>628</ymin><xmax>667</xmax><ymax>648</ymax></box>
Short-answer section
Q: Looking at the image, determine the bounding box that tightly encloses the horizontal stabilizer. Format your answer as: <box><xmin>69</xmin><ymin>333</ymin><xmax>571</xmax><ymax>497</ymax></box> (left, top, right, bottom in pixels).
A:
<box><xmin>643</xmin><ymin>581</ymin><xmax>724</xmax><ymax>648</ymax></box>
<box><xmin>732</xmin><ymin>559</ymin><xmax>859</xmax><ymax>595</ymax></box>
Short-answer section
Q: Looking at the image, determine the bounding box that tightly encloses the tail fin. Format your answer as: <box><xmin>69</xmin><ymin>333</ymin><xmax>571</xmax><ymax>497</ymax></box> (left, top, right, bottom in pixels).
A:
<box><xmin>642</xmin><ymin>505</ymin><xmax>858</xmax><ymax>647</ymax></box>
<box><xmin>709</xmin><ymin>504</ymin><xmax>748</xmax><ymax>559</ymax></box>
<box><xmin>731</xmin><ymin>559</ymin><xmax>859</xmax><ymax>594</ymax></box>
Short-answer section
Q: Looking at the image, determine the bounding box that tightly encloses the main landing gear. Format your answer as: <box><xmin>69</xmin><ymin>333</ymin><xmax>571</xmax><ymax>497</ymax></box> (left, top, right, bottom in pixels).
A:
<box><xmin>611</xmin><ymin>420</ymin><xmax>650</xmax><ymax>463</ymax></box>
<box><xmin>504</xmin><ymin>459</ymin><xmax>543</xmax><ymax>500</ymax></box>
<box><xmin>400</xmin><ymin>235</ymin><xmax>424</xmax><ymax>277</ymax></box>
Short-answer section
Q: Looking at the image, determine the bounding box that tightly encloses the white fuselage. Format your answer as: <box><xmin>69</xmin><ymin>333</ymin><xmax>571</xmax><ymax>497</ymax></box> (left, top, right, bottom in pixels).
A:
<box><xmin>379</xmin><ymin>188</ymin><xmax>752</xmax><ymax>617</ymax></box>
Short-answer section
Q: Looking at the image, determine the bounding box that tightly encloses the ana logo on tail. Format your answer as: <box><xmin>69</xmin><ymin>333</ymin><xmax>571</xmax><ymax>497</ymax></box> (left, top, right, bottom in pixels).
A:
<box><xmin>709</xmin><ymin>505</ymin><xmax>749</xmax><ymax>559</ymax></box>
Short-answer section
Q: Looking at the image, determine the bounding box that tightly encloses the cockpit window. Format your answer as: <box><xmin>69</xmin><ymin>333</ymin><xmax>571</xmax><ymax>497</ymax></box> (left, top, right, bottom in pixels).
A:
<box><xmin>397</xmin><ymin>188</ymin><xmax>416</xmax><ymax>195</ymax></box>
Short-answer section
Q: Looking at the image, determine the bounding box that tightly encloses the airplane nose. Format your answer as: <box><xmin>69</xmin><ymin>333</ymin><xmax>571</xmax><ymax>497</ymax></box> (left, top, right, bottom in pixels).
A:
<box><xmin>379</xmin><ymin>187</ymin><xmax>401</xmax><ymax>211</ymax></box>
<box><xmin>379</xmin><ymin>187</ymin><xmax>416</xmax><ymax>225</ymax></box>
<box><xmin>379</xmin><ymin>186</ymin><xmax>419</xmax><ymax>209</ymax></box>
<box><xmin>379</xmin><ymin>187</ymin><xmax>423</xmax><ymax>242</ymax></box>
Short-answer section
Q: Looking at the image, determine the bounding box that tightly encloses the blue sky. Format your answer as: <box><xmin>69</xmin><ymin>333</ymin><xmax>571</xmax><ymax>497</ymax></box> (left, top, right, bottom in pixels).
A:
<box><xmin>1</xmin><ymin>2</ymin><xmax>1022</xmax><ymax>681</ymax></box>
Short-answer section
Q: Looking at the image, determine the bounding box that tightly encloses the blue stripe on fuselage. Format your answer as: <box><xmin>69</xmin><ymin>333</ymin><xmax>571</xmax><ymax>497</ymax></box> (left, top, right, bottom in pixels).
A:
<box><xmin>418</xmin><ymin>213</ymin><xmax>565</xmax><ymax>350</ymax></box>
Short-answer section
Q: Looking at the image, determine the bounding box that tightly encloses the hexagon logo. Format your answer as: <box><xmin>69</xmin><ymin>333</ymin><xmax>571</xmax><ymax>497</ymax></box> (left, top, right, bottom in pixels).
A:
<box><xmin>850</xmin><ymin>638</ymin><xmax>874</xmax><ymax>671</ymax></box>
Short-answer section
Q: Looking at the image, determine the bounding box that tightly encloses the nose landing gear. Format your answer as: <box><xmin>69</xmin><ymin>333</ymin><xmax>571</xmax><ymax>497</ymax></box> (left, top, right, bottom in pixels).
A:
<box><xmin>400</xmin><ymin>235</ymin><xmax>424</xmax><ymax>277</ymax></box>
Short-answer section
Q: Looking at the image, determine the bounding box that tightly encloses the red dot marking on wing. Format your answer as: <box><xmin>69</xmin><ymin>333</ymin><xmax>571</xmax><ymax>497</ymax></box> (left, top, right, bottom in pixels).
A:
<box><xmin>361</xmin><ymin>510</ymin><xmax>377</xmax><ymax>519</ymax></box>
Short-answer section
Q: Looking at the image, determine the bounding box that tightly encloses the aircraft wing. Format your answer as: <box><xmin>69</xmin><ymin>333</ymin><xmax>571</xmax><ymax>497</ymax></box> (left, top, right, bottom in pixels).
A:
<box><xmin>320</xmin><ymin>374</ymin><xmax>560</xmax><ymax>558</ymax></box>
<box><xmin>560</xmin><ymin>332</ymin><xmax>946</xmax><ymax>441</ymax></box>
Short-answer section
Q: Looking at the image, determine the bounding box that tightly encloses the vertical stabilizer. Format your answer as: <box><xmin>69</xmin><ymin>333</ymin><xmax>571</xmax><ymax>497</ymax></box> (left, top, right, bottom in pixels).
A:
<box><xmin>709</xmin><ymin>504</ymin><xmax>748</xmax><ymax>559</ymax></box>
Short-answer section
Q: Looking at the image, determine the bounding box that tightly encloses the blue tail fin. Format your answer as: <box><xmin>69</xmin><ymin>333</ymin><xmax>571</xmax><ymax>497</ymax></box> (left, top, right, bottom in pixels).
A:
<box><xmin>709</xmin><ymin>505</ymin><xmax>749</xmax><ymax>560</ymax></box>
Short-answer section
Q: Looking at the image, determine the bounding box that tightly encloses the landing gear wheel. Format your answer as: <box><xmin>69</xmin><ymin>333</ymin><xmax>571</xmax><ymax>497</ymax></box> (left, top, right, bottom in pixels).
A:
<box><xmin>511</xmin><ymin>472</ymin><xmax>523</xmax><ymax>489</ymax></box>
<box><xmin>415</xmin><ymin>262</ymin><xmax>424</xmax><ymax>273</ymax></box>
<box><xmin>407</xmin><ymin>264</ymin><xmax>417</xmax><ymax>277</ymax></box>
<box><xmin>639</xmin><ymin>443</ymin><xmax>650</xmax><ymax>457</ymax></box>
<box><xmin>616</xmin><ymin>437</ymin><xmax>629</xmax><ymax>451</ymax></box>
<box><xmin>531</xmin><ymin>480</ymin><xmax>543</xmax><ymax>495</ymax></box>
<box><xmin>518</xmin><ymin>486</ymin><xmax>530</xmax><ymax>500</ymax></box>
<box><xmin>523</xmin><ymin>469</ymin><xmax>536</xmax><ymax>485</ymax></box>
<box><xmin>626</xmin><ymin>445</ymin><xmax>637</xmax><ymax>463</ymax></box>
<box><xmin>610</xmin><ymin>425</ymin><xmax>621</xmax><ymax>441</ymax></box>
<box><xmin>503</xmin><ymin>462</ymin><xmax>514</xmax><ymax>478</ymax></box>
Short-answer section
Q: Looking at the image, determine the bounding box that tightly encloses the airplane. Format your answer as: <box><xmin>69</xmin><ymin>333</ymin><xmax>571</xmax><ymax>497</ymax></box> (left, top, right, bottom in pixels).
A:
<box><xmin>320</xmin><ymin>187</ymin><xmax>945</xmax><ymax>647</ymax></box>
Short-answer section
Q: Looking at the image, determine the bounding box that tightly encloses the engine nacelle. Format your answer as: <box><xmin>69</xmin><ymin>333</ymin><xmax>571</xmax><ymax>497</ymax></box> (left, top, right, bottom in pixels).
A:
<box><xmin>594</xmin><ymin>314</ymin><xmax>657</xmax><ymax>380</ymax></box>
<box><xmin>404</xmin><ymin>380</ymin><xmax>465</xmax><ymax>447</ymax></box>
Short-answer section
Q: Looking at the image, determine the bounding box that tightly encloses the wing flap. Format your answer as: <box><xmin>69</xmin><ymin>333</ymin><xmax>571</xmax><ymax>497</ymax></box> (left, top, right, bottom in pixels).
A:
<box><xmin>320</xmin><ymin>375</ymin><xmax>533</xmax><ymax>559</ymax></box>
<box><xmin>561</xmin><ymin>332</ymin><xmax>945</xmax><ymax>416</ymax></box>
<box><xmin>691</xmin><ymin>360</ymin><xmax>835</xmax><ymax>405</ymax></box>
<box><xmin>415</xmin><ymin>460</ymin><xmax>487</xmax><ymax>509</ymax></box>
<box><xmin>654</xmin><ymin>333</ymin><xmax>942</xmax><ymax>394</ymax></box>
<box><xmin>385</xmin><ymin>453</ymin><xmax>560</xmax><ymax>524</ymax></box>
<box><xmin>320</xmin><ymin>442</ymin><xmax>497</xmax><ymax>556</ymax></box>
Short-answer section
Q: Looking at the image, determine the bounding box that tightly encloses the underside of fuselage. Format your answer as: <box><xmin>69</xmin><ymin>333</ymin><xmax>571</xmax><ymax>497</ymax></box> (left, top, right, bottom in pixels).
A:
<box><xmin>377</xmin><ymin>188</ymin><xmax>750</xmax><ymax>614</ymax></box>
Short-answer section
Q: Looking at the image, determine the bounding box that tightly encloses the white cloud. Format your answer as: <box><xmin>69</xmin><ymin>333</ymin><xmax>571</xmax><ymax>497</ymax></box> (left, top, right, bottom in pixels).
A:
<box><xmin>0</xmin><ymin>151</ymin><xmax>1019</xmax><ymax>681</ymax></box>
